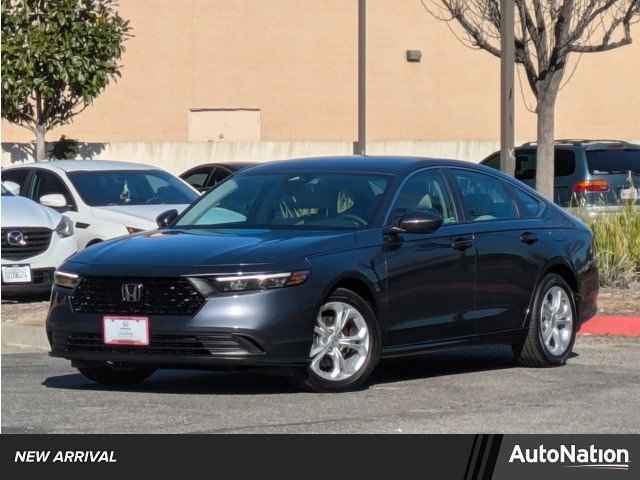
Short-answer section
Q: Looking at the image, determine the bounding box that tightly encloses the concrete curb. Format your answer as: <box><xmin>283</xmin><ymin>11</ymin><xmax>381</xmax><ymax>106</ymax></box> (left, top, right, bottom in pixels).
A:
<box><xmin>579</xmin><ymin>315</ymin><xmax>640</xmax><ymax>337</ymax></box>
<box><xmin>1</xmin><ymin>324</ymin><xmax>49</xmax><ymax>352</ymax></box>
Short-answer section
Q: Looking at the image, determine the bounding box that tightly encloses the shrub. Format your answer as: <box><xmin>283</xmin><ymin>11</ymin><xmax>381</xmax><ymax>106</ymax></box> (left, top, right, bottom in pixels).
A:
<box><xmin>574</xmin><ymin>206</ymin><xmax>640</xmax><ymax>288</ymax></box>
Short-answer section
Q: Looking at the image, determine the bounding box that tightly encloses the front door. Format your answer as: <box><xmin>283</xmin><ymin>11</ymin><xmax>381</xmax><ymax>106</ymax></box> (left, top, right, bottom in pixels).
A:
<box><xmin>384</xmin><ymin>169</ymin><xmax>476</xmax><ymax>347</ymax></box>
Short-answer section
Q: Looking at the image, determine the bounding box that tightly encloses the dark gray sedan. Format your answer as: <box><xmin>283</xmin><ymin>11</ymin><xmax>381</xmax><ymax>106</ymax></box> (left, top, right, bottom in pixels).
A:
<box><xmin>48</xmin><ymin>156</ymin><xmax>598</xmax><ymax>392</ymax></box>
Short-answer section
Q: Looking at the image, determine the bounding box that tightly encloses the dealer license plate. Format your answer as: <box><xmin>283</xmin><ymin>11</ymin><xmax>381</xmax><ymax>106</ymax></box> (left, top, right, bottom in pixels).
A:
<box><xmin>103</xmin><ymin>316</ymin><xmax>150</xmax><ymax>346</ymax></box>
<box><xmin>1</xmin><ymin>265</ymin><xmax>32</xmax><ymax>283</ymax></box>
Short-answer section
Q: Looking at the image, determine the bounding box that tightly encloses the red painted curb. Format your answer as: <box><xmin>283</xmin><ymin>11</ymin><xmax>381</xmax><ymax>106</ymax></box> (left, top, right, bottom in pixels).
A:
<box><xmin>578</xmin><ymin>315</ymin><xmax>640</xmax><ymax>337</ymax></box>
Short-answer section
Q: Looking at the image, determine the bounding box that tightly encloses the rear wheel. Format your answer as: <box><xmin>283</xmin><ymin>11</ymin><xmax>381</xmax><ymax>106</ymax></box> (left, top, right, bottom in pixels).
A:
<box><xmin>300</xmin><ymin>288</ymin><xmax>381</xmax><ymax>393</ymax></box>
<box><xmin>514</xmin><ymin>274</ymin><xmax>577</xmax><ymax>367</ymax></box>
<box><xmin>78</xmin><ymin>363</ymin><xmax>156</xmax><ymax>386</ymax></box>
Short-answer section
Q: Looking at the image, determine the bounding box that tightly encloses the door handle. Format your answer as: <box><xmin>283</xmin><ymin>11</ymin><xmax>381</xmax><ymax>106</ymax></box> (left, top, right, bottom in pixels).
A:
<box><xmin>520</xmin><ymin>232</ymin><xmax>539</xmax><ymax>244</ymax></box>
<box><xmin>452</xmin><ymin>235</ymin><xmax>474</xmax><ymax>251</ymax></box>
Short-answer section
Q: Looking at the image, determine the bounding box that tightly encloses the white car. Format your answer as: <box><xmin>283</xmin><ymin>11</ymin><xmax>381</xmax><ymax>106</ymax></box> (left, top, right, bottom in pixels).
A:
<box><xmin>1</xmin><ymin>185</ymin><xmax>78</xmax><ymax>296</ymax></box>
<box><xmin>2</xmin><ymin>160</ymin><xmax>199</xmax><ymax>249</ymax></box>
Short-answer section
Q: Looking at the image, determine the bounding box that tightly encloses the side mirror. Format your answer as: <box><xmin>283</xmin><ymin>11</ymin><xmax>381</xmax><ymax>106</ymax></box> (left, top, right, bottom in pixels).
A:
<box><xmin>156</xmin><ymin>209</ymin><xmax>179</xmax><ymax>228</ymax></box>
<box><xmin>394</xmin><ymin>209</ymin><xmax>443</xmax><ymax>234</ymax></box>
<box><xmin>2</xmin><ymin>181</ymin><xmax>20</xmax><ymax>195</ymax></box>
<box><xmin>40</xmin><ymin>193</ymin><xmax>67</xmax><ymax>209</ymax></box>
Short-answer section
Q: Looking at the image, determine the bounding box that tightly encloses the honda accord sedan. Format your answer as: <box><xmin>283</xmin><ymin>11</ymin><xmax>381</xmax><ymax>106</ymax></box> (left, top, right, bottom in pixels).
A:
<box><xmin>47</xmin><ymin>156</ymin><xmax>599</xmax><ymax>392</ymax></box>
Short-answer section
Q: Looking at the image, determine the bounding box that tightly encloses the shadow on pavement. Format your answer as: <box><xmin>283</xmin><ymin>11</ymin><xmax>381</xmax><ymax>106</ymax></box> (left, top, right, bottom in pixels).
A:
<box><xmin>40</xmin><ymin>344</ymin><xmax>550</xmax><ymax>395</ymax></box>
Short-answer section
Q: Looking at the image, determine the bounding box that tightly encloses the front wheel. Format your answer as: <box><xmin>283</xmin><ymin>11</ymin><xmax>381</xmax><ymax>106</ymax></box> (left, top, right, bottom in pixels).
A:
<box><xmin>78</xmin><ymin>363</ymin><xmax>156</xmax><ymax>386</ymax></box>
<box><xmin>300</xmin><ymin>288</ymin><xmax>381</xmax><ymax>393</ymax></box>
<box><xmin>514</xmin><ymin>274</ymin><xmax>577</xmax><ymax>367</ymax></box>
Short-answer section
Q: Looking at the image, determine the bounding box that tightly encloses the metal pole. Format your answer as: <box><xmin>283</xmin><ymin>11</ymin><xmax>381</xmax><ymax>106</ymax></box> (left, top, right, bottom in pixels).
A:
<box><xmin>354</xmin><ymin>0</ymin><xmax>366</xmax><ymax>156</ymax></box>
<box><xmin>500</xmin><ymin>0</ymin><xmax>515</xmax><ymax>175</ymax></box>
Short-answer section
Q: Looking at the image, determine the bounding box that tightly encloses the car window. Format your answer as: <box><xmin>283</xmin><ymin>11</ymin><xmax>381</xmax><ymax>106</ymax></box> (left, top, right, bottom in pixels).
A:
<box><xmin>514</xmin><ymin>149</ymin><xmax>576</xmax><ymax>180</ymax></box>
<box><xmin>208</xmin><ymin>167</ymin><xmax>232</xmax><ymax>188</ymax></box>
<box><xmin>451</xmin><ymin>170</ymin><xmax>518</xmax><ymax>222</ymax></box>
<box><xmin>389</xmin><ymin>170</ymin><xmax>458</xmax><ymax>225</ymax></box>
<box><xmin>182</xmin><ymin>168</ymin><xmax>211</xmax><ymax>190</ymax></box>
<box><xmin>177</xmin><ymin>173</ymin><xmax>391</xmax><ymax>230</ymax></box>
<box><xmin>511</xmin><ymin>186</ymin><xmax>544</xmax><ymax>218</ymax></box>
<box><xmin>1</xmin><ymin>169</ymin><xmax>31</xmax><ymax>195</ymax></box>
<box><xmin>586</xmin><ymin>149</ymin><xmax>640</xmax><ymax>174</ymax></box>
<box><xmin>68</xmin><ymin>170</ymin><xmax>198</xmax><ymax>206</ymax></box>
<box><xmin>29</xmin><ymin>170</ymin><xmax>75</xmax><ymax>209</ymax></box>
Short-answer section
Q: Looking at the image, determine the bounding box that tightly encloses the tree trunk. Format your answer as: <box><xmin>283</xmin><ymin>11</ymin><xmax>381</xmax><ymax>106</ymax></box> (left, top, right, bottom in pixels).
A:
<box><xmin>535</xmin><ymin>93</ymin><xmax>557</xmax><ymax>201</ymax></box>
<box><xmin>35</xmin><ymin>124</ymin><xmax>46</xmax><ymax>161</ymax></box>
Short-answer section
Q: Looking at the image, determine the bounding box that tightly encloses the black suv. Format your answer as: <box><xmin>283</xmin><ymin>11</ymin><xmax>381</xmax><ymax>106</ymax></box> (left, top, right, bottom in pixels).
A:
<box><xmin>482</xmin><ymin>140</ymin><xmax>640</xmax><ymax>211</ymax></box>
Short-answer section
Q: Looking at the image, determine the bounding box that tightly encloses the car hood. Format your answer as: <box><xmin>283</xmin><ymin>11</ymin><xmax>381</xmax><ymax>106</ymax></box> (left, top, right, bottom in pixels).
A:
<box><xmin>1</xmin><ymin>196</ymin><xmax>61</xmax><ymax>228</ymax></box>
<box><xmin>92</xmin><ymin>204</ymin><xmax>191</xmax><ymax>229</ymax></box>
<box><xmin>65</xmin><ymin>228</ymin><xmax>360</xmax><ymax>275</ymax></box>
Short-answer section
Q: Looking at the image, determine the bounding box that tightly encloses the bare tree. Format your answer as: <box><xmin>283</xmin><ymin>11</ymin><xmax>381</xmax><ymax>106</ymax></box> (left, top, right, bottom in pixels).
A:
<box><xmin>423</xmin><ymin>1</ymin><xmax>640</xmax><ymax>200</ymax></box>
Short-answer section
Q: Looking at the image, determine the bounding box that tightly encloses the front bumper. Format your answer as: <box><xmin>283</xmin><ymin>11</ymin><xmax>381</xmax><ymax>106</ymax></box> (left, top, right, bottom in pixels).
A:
<box><xmin>2</xmin><ymin>234</ymin><xmax>77</xmax><ymax>297</ymax></box>
<box><xmin>47</xmin><ymin>282</ymin><xmax>319</xmax><ymax>369</ymax></box>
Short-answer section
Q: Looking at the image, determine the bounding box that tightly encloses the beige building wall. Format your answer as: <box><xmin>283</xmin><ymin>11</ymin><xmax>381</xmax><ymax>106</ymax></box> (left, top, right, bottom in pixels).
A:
<box><xmin>2</xmin><ymin>0</ymin><xmax>639</xmax><ymax>144</ymax></box>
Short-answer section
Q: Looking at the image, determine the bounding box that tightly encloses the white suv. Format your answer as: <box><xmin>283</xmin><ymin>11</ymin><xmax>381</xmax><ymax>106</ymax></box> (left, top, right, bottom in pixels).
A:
<box><xmin>1</xmin><ymin>185</ymin><xmax>78</xmax><ymax>296</ymax></box>
<box><xmin>2</xmin><ymin>160</ymin><xmax>199</xmax><ymax>249</ymax></box>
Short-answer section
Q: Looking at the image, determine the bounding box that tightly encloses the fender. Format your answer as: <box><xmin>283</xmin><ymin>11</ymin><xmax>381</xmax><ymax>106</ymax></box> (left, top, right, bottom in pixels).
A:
<box><xmin>521</xmin><ymin>256</ymin><xmax>579</xmax><ymax>329</ymax></box>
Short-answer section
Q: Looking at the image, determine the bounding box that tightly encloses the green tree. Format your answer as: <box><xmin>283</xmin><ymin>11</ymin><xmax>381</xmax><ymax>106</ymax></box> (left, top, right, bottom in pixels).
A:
<box><xmin>1</xmin><ymin>0</ymin><xmax>131</xmax><ymax>161</ymax></box>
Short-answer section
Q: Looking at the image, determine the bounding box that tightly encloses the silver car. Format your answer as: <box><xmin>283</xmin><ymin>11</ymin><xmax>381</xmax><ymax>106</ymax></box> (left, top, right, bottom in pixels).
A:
<box><xmin>482</xmin><ymin>139</ymin><xmax>640</xmax><ymax>214</ymax></box>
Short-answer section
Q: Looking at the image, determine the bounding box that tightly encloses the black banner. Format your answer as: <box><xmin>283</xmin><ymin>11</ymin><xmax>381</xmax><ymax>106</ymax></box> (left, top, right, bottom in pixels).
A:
<box><xmin>1</xmin><ymin>434</ymin><xmax>636</xmax><ymax>478</ymax></box>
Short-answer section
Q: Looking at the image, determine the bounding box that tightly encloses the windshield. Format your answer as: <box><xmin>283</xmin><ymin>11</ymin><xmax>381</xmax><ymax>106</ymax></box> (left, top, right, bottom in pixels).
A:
<box><xmin>587</xmin><ymin>150</ymin><xmax>640</xmax><ymax>175</ymax></box>
<box><xmin>68</xmin><ymin>170</ymin><xmax>198</xmax><ymax>207</ymax></box>
<box><xmin>176</xmin><ymin>172</ymin><xmax>391</xmax><ymax>229</ymax></box>
<box><xmin>1</xmin><ymin>185</ymin><xmax>13</xmax><ymax>196</ymax></box>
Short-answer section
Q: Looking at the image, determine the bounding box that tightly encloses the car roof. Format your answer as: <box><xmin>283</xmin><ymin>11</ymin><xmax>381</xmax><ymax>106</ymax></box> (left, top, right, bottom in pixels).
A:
<box><xmin>182</xmin><ymin>162</ymin><xmax>260</xmax><ymax>173</ymax></box>
<box><xmin>4</xmin><ymin>160</ymin><xmax>163</xmax><ymax>173</ymax></box>
<box><xmin>238</xmin><ymin>155</ymin><xmax>481</xmax><ymax>176</ymax></box>
<box><xmin>518</xmin><ymin>139</ymin><xmax>640</xmax><ymax>150</ymax></box>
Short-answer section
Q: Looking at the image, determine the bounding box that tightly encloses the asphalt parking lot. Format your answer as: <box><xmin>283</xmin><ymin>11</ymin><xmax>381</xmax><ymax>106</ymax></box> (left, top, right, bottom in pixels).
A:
<box><xmin>2</xmin><ymin>336</ymin><xmax>639</xmax><ymax>434</ymax></box>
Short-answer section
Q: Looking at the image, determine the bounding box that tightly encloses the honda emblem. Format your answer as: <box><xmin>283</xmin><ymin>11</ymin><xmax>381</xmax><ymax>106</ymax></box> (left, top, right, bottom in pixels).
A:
<box><xmin>121</xmin><ymin>282</ymin><xmax>143</xmax><ymax>303</ymax></box>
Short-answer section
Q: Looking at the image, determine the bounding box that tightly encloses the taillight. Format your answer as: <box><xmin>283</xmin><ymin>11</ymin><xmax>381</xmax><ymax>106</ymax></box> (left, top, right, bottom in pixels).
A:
<box><xmin>573</xmin><ymin>180</ymin><xmax>609</xmax><ymax>193</ymax></box>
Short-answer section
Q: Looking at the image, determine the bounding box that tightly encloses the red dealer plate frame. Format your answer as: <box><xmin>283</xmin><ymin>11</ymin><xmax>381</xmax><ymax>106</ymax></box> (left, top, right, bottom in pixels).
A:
<box><xmin>103</xmin><ymin>316</ymin><xmax>150</xmax><ymax>346</ymax></box>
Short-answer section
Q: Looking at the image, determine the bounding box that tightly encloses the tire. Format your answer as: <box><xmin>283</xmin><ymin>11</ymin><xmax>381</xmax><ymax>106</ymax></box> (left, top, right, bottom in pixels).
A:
<box><xmin>514</xmin><ymin>273</ymin><xmax>577</xmax><ymax>367</ymax></box>
<box><xmin>78</xmin><ymin>363</ymin><xmax>156</xmax><ymax>386</ymax></box>
<box><xmin>300</xmin><ymin>288</ymin><xmax>381</xmax><ymax>393</ymax></box>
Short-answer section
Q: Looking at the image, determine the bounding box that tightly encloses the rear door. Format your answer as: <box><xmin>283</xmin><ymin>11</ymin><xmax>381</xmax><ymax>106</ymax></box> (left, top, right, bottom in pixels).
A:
<box><xmin>514</xmin><ymin>149</ymin><xmax>576</xmax><ymax>207</ymax></box>
<box><xmin>447</xmin><ymin>168</ymin><xmax>544</xmax><ymax>334</ymax></box>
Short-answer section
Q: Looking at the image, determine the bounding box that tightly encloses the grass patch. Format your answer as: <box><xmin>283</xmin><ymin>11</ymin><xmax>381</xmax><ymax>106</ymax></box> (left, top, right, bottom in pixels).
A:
<box><xmin>574</xmin><ymin>206</ymin><xmax>640</xmax><ymax>288</ymax></box>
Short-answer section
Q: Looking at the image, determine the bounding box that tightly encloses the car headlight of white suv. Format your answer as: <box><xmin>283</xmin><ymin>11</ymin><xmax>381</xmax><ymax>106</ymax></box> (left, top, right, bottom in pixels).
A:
<box><xmin>55</xmin><ymin>215</ymin><xmax>74</xmax><ymax>238</ymax></box>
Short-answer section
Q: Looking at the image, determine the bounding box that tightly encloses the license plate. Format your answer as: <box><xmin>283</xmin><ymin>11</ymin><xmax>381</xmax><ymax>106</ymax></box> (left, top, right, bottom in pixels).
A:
<box><xmin>1</xmin><ymin>265</ymin><xmax>32</xmax><ymax>283</ymax></box>
<box><xmin>103</xmin><ymin>316</ymin><xmax>150</xmax><ymax>346</ymax></box>
<box><xmin>620</xmin><ymin>187</ymin><xmax>638</xmax><ymax>201</ymax></box>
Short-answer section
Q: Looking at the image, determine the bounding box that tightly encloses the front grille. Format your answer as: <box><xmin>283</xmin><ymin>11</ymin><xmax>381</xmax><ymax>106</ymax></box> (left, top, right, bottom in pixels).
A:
<box><xmin>51</xmin><ymin>332</ymin><xmax>260</xmax><ymax>356</ymax></box>
<box><xmin>70</xmin><ymin>277</ymin><xmax>205</xmax><ymax>316</ymax></box>
<box><xmin>1</xmin><ymin>227</ymin><xmax>52</xmax><ymax>261</ymax></box>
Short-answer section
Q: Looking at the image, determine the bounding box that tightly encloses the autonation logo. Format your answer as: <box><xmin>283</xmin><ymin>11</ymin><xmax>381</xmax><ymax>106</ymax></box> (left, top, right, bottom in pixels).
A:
<box><xmin>509</xmin><ymin>443</ymin><xmax>630</xmax><ymax>471</ymax></box>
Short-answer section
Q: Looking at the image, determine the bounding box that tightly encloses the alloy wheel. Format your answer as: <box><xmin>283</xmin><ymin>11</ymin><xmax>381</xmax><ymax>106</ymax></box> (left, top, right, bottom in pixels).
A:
<box><xmin>539</xmin><ymin>285</ymin><xmax>574</xmax><ymax>356</ymax></box>
<box><xmin>309</xmin><ymin>301</ymin><xmax>370</xmax><ymax>382</ymax></box>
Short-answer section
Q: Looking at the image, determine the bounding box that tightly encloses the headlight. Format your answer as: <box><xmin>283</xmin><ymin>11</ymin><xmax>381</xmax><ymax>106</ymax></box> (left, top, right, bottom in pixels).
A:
<box><xmin>55</xmin><ymin>215</ymin><xmax>74</xmax><ymax>238</ymax></box>
<box><xmin>54</xmin><ymin>271</ymin><xmax>81</xmax><ymax>289</ymax></box>
<box><xmin>213</xmin><ymin>271</ymin><xmax>310</xmax><ymax>292</ymax></box>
